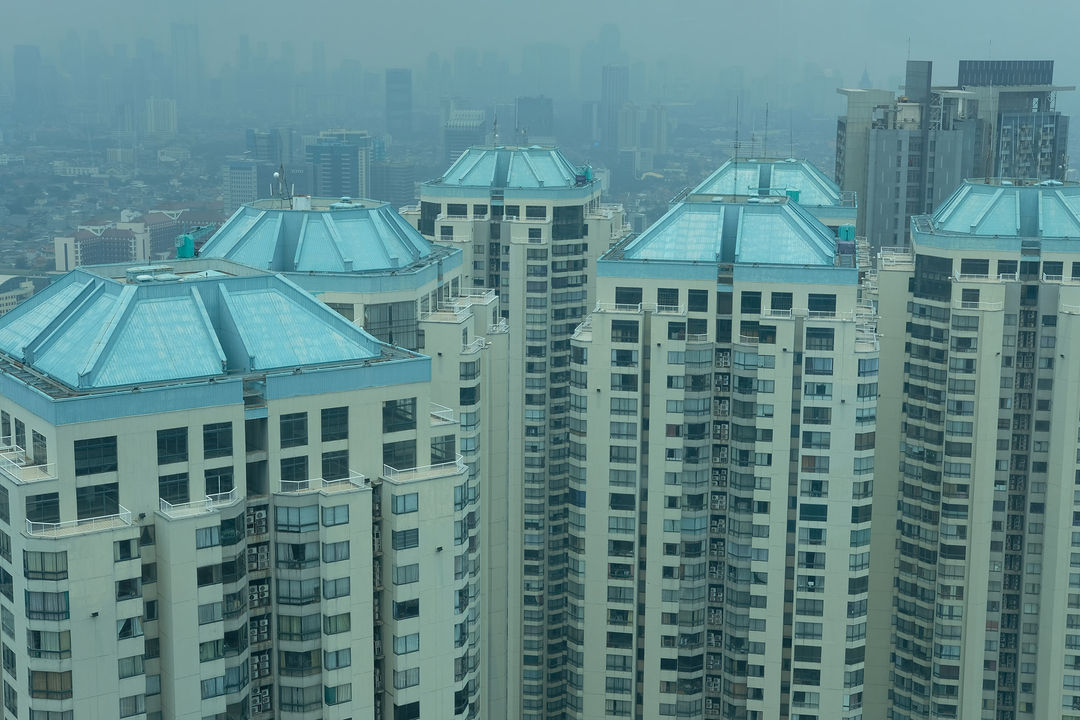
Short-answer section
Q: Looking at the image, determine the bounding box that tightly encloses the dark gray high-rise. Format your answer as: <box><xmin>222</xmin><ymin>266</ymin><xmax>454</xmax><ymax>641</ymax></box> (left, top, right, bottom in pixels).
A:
<box><xmin>385</xmin><ymin>68</ymin><xmax>413</xmax><ymax>142</ymax></box>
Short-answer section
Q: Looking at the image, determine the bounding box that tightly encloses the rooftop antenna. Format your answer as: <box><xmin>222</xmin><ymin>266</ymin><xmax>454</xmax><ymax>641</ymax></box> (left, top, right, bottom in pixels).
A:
<box><xmin>492</xmin><ymin>111</ymin><xmax>498</xmax><ymax>146</ymax></box>
<box><xmin>275</xmin><ymin>164</ymin><xmax>291</xmax><ymax>205</ymax></box>
<box><xmin>789</xmin><ymin>109</ymin><xmax>794</xmax><ymax>158</ymax></box>
<box><xmin>763</xmin><ymin>103</ymin><xmax>769</xmax><ymax>160</ymax></box>
<box><xmin>733</xmin><ymin>96</ymin><xmax>740</xmax><ymax>195</ymax></box>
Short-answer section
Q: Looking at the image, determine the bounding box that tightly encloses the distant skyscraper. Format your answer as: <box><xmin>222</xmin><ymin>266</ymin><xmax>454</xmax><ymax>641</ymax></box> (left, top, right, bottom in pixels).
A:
<box><xmin>385</xmin><ymin>68</ymin><xmax>413</xmax><ymax>141</ymax></box>
<box><xmin>169</xmin><ymin>23</ymin><xmax>202</xmax><ymax>113</ymax></box>
<box><xmin>600</xmin><ymin>64</ymin><xmax>630</xmax><ymax>147</ymax></box>
<box><xmin>313</xmin><ymin>129</ymin><xmax>372</xmax><ymax>198</ymax></box>
<box><xmin>515</xmin><ymin>96</ymin><xmax>555</xmax><ymax>145</ymax></box>
<box><xmin>143</xmin><ymin>97</ymin><xmax>178</xmax><ymax>136</ymax></box>
<box><xmin>443</xmin><ymin>110</ymin><xmax>488</xmax><ymax>165</ymax></box>
<box><xmin>371</xmin><ymin>159</ymin><xmax>418</xmax><ymax>208</ymax></box>
<box><xmin>13</xmin><ymin>45</ymin><xmax>44</xmax><ymax>126</ymax></box>
<box><xmin>222</xmin><ymin>159</ymin><xmax>274</xmax><ymax>214</ymax></box>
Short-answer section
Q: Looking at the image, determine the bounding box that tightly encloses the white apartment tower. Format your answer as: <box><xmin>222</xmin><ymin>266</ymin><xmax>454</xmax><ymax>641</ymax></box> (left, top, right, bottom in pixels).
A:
<box><xmin>403</xmin><ymin>146</ymin><xmax>626</xmax><ymax>719</ymax></box>
<box><xmin>874</xmin><ymin>180</ymin><xmax>1080</xmax><ymax>720</ymax></box>
<box><xmin>0</xmin><ymin>258</ymin><xmax>498</xmax><ymax>720</ymax></box>
<box><xmin>570</xmin><ymin>194</ymin><xmax>878</xmax><ymax>720</ymax></box>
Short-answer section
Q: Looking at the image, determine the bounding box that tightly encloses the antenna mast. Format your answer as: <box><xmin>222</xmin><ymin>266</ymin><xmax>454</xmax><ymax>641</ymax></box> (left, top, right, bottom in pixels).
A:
<box><xmin>733</xmin><ymin>96</ymin><xmax>740</xmax><ymax>195</ymax></box>
<box><xmin>763</xmin><ymin>103</ymin><xmax>769</xmax><ymax>160</ymax></box>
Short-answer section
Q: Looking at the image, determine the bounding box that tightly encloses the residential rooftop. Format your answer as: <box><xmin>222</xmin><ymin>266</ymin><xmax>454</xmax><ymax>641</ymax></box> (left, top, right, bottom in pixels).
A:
<box><xmin>691</xmin><ymin>157</ymin><xmax>855</xmax><ymax>209</ymax></box>
<box><xmin>0</xmin><ymin>267</ymin><xmax>408</xmax><ymax>396</ymax></box>
<box><xmin>425</xmin><ymin>146</ymin><xmax>594</xmax><ymax>191</ymax></box>
<box><xmin>199</xmin><ymin>196</ymin><xmax>444</xmax><ymax>274</ymax></box>
<box><xmin>916</xmin><ymin>179</ymin><xmax>1080</xmax><ymax>239</ymax></box>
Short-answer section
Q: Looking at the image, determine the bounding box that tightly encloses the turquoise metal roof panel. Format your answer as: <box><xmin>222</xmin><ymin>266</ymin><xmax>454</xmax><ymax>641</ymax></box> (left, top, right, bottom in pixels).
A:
<box><xmin>693</xmin><ymin>159</ymin><xmax>844</xmax><ymax>207</ymax></box>
<box><xmin>0</xmin><ymin>270</ymin><xmax>390</xmax><ymax>391</ymax></box>
<box><xmin>613</xmin><ymin>199</ymin><xmax>837</xmax><ymax>268</ymax></box>
<box><xmin>434</xmin><ymin>146</ymin><xmax>588</xmax><ymax>190</ymax></box>
<box><xmin>927</xmin><ymin>181</ymin><xmax>1080</xmax><ymax>238</ymax></box>
<box><xmin>200</xmin><ymin>202</ymin><xmax>434</xmax><ymax>274</ymax></box>
<box><xmin>223</xmin><ymin>288</ymin><xmax>378</xmax><ymax>369</ymax></box>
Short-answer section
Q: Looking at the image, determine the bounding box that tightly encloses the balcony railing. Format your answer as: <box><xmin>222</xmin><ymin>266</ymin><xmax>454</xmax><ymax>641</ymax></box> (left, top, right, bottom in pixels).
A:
<box><xmin>159</xmin><ymin>488</ymin><xmax>241</xmax><ymax>518</ymax></box>
<box><xmin>26</xmin><ymin>504</ymin><xmax>133</xmax><ymax>537</ymax></box>
<box><xmin>383</xmin><ymin>455</ymin><xmax>466</xmax><ymax>482</ymax></box>
<box><xmin>278</xmin><ymin>470</ymin><xmax>367</xmax><ymax>495</ymax></box>
<box><xmin>0</xmin><ymin>445</ymin><xmax>56</xmax><ymax>484</ymax></box>
<box><xmin>431</xmin><ymin>403</ymin><xmax>456</xmax><ymax>425</ymax></box>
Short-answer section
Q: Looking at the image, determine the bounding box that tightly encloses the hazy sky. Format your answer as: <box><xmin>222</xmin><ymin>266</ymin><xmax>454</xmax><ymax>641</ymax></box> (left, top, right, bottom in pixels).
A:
<box><xmin>2</xmin><ymin>0</ymin><xmax>1079</xmax><ymax>103</ymax></box>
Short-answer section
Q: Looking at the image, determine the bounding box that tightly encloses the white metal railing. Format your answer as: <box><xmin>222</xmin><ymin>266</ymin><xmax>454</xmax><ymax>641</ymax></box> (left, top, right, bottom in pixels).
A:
<box><xmin>279</xmin><ymin>470</ymin><xmax>367</xmax><ymax>494</ymax></box>
<box><xmin>0</xmin><ymin>445</ymin><xmax>56</xmax><ymax>484</ymax></box>
<box><xmin>686</xmin><ymin>333</ymin><xmax>710</xmax><ymax>343</ymax></box>
<box><xmin>431</xmin><ymin>403</ymin><xmax>456</xmax><ymax>424</ymax></box>
<box><xmin>1062</xmin><ymin>304</ymin><xmax>1080</xmax><ymax>315</ymax></box>
<box><xmin>999</xmin><ymin>272</ymin><xmax>1019</xmax><ymax>281</ymax></box>
<box><xmin>462</xmin><ymin>337</ymin><xmax>487</xmax><ymax>354</ymax></box>
<box><xmin>383</xmin><ymin>455</ymin><xmax>466</xmax><ymax>482</ymax></box>
<box><xmin>763</xmin><ymin>308</ymin><xmax>793</xmax><ymax>318</ymax></box>
<box><xmin>953</xmin><ymin>300</ymin><xmax>1004</xmax><ymax>311</ymax></box>
<box><xmin>655</xmin><ymin>304</ymin><xmax>686</xmax><ymax>315</ymax></box>
<box><xmin>26</xmin><ymin>504</ymin><xmax>132</xmax><ymax>537</ymax></box>
<box><xmin>159</xmin><ymin>487</ymin><xmax>240</xmax><ymax>518</ymax></box>
<box><xmin>594</xmin><ymin>302</ymin><xmax>642</xmax><ymax>314</ymax></box>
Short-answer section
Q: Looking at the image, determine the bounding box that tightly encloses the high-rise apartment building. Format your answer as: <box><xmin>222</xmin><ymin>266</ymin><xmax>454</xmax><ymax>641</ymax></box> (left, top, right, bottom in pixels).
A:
<box><xmin>600</xmin><ymin>65</ymin><xmax>630</xmax><ymax>148</ymax></box>
<box><xmin>385</xmin><ymin>69</ymin><xmax>414</xmax><ymax>143</ymax></box>
<box><xmin>837</xmin><ymin>61</ymin><xmax>983</xmax><ymax>248</ymax></box>
<box><xmin>403</xmin><ymin>146</ymin><xmax>626</xmax><ymax>719</ymax></box>
<box><xmin>0</xmin><ymin>261</ymin><xmax>493</xmax><ymax>720</ymax></box>
<box><xmin>222</xmin><ymin>159</ymin><xmax>275</xmax><ymax>215</ymax></box>
<box><xmin>309</xmin><ymin>129</ymin><xmax>373</xmax><ymax>200</ymax></box>
<box><xmin>514</xmin><ymin>96</ymin><xmax>555</xmax><ymax>145</ymax></box>
<box><xmin>837</xmin><ymin>60</ymin><xmax>1074</xmax><ymax>248</ymax></box>
<box><xmin>873</xmin><ymin>179</ymin><xmax>1080</xmax><ymax>720</ymax></box>
<box><xmin>443</xmin><ymin>111</ymin><xmax>488</xmax><ymax>166</ymax></box>
<box><xmin>200</xmin><ymin>195</ymin><xmax>510</xmax><ymax>720</ymax></box>
<box><xmin>570</xmin><ymin>193</ymin><xmax>877</xmax><ymax>720</ymax></box>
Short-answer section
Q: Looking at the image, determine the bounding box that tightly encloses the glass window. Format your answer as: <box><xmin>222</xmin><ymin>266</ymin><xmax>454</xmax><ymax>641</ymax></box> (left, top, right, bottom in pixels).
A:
<box><xmin>203</xmin><ymin>423</ymin><xmax>232</xmax><ymax>459</ymax></box>
<box><xmin>204</xmin><ymin>467</ymin><xmax>234</xmax><ymax>496</ymax></box>
<box><xmin>383</xmin><ymin>398</ymin><xmax>417</xmax><ymax>433</ymax></box>
<box><xmin>23</xmin><ymin>551</ymin><xmax>67</xmax><ymax>580</ymax></box>
<box><xmin>392</xmin><ymin>493</ymin><xmax>418</xmax><ymax>514</ymax></box>
<box><xmin>383</xmin><ymin>440</ymin><xmax>417</xmax><ymax>470</ymax></box>
<box><xmin>322</xmin><ymin>505</ymin><xmax>348</xmax><ymax>526</ymax></box>
<box><xmin>280</xmin><ymin>413</ymin><xmax>307</xmax><ymax>448</ymax></box>
<box><xmin>156</xmin><ymin>428</ymin><xmax>187</xmax><ymax>464</ymax></box>
<box><xmin>321</xmin><ymin>451</ymin><xmax>349</xmax><ymax>481</ymax></box>
<box><xmin>158</xmin><ymin>473</ymin><xmax>189</xmax><ymax>505</ymax></box>
<box><xmin>323</xmin><ymin>612</ymin><xmax>351</xmax><ymax>634</ymax></box>
<box><xmin>76</xmin><ymin>483</ymin><xmax>118</xmax><ymax>520</ymax></box>
<box><xmin>74</xmin><ymin>436</ymin><xmax>117</xmax><ymax>476</ymax></box>
<box><xmin>321</xmin><ymin>407</ymin><xmax>348</xmax><ymax>442</ymax></box>
<box><xmin>275</xmin><ymin>505</ymin><xmax>318</xmax><ymax>533</ymax></box>
<box><xmin>322</xmin><ymin>541</ymin><xmax>349</xmax><ymax>563</ymax></box>
<box><xmin>280</xmin><ymin>456</ymin><xmax>308</xmax><ymax>484</ymax></box>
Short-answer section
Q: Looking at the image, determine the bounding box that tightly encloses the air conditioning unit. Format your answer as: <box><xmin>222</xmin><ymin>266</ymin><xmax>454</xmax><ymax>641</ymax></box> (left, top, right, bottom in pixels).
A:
<box><xmin>254</xmin><ymin>510</ymin><xmax>267</xmax><ymax>519</ymax></box>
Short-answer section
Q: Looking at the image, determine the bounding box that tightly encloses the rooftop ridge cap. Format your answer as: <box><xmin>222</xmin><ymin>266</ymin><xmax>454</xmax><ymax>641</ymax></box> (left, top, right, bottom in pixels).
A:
<box><xmin>733</xmin><ymin>205</ymin><xmax>745</xmax><ymax>261</ymax></box>
<box><xmin>204</xmin><ymin>205</ymin><xmax>251</xmax><ymax>256</ymax></box>
<box><xmin>78</xmin><ymin>284</ymin><xmax>138</xmax><ymax>388</ymax></box>
<box><xmin>217</xmin><ymin>283</ymin><xmax>256</xmax><ymax>371</ymax></box>
<box><xmin>314</xmin><ymin>213</ymin><xmax>349</xmax><ymax>272</ymax></box>
<box><xmin>518</xmin><ymin>151</ymin><xmax>542</xmax><ymax>186</ymax></box>
<box><xmin>783</xmin><ymin>203</ymin><xmax>836</xmax><ymax>261</ymax></box>
<box><xmin>966</xmin><ymin>187</ymin><xmax>1005</xmax><ymax>234</ymax></box>
<box><xmin>191</xmin><ymin>285</ymin><xmax>227</xmax><ymax>372</ymax></box>
<box><xmin>365</xmin><ymin>207</ymin><xmax>403</xmax><ymax>266</ymax></box>
<box><xmin>291</xmin><ymin>212</ymin><xmax>312</xmax><ymax>270</ymax></box>
<box><xmin>1053</xmin><ymin>189</ymin><xmax>1080</xmax><ymax>234</ymax></box>
<box><xmin>377</xmin><ymin>206</ymin><xmax>423</xmax><ymax>262</ymax></box>
<box><xmin>20</xmin><ymin>276</ymin><xmax>104</xmax><ymax>364</ymax></box>
<box><xmin>454</xmin><ymin>150</ymin><xmax>489</xmax><ymax>184</ymax></box>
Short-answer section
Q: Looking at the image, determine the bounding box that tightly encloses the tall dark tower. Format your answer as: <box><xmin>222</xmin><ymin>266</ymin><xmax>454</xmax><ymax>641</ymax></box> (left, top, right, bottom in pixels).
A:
<box><xmin>385</xmin><ymin>68</ymin><xmax>413</xmax><ymax>143</ymax></box>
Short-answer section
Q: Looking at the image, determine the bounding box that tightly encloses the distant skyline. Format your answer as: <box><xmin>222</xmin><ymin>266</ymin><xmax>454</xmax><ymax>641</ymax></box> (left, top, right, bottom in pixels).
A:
<box><xmin>1</xmin><ymin>0</ymin><xmax>1077</xmax><ymax>97</ymax></box>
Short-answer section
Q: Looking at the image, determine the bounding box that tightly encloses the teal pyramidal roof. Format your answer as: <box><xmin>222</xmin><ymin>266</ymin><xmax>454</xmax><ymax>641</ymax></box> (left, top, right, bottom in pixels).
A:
<box><xmin>0</xmin><ymin>269</ymin><xmax>385</xmax><ymax>391</ymax></box>
<box><xmin>432</xmin><ymin>146</ymin><xmax>588</xmax><ymax>189</ymax></box>
<box><xmin>925</xmin><ymin>180</ymin><xmax>1080</xmax><ymax>238</ymax></box>
<box><xmin>200</xmin><ymin>198</ymin><xmax>435</xmax><ymax>273</ymax></box>
<box><xmin>607</xmin><ymin>196</ymin><xmax>838</xmax><ymax>266</ymax></box>
<box><xmin>693</xmin><ymin>158</ymin><xmax>851</xmax><ymax>208</ymax></box>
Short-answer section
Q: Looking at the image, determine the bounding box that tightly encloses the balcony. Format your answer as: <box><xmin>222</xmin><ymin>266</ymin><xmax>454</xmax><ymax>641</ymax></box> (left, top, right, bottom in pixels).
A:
<box><xmin>26</xmin><ymin>504</ymin><xmax>133</xmax><ymax>537</ymax></box>
<box><xmin>382</xmin><ymin>455</ymin><xmax>466</xmax><ymax>482</ymax></box>
<box><xmin>278</xmin><ymin>470</ymin><xmax>367</xmax><ymax>495</ymax></box>
<box><xmin>431</xmin><ymin>403</ymin><xmax>456</xmax><ymax>426</ymax></box>
<box><xmin>159</xmin><ymin>487</ymin><xmax>242</xmax><ymax>519</ymax></box>
<box><xmin>0</xmin><ymin>445</ymin><xmax>56</xmax><ymax>484</ymax></box>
